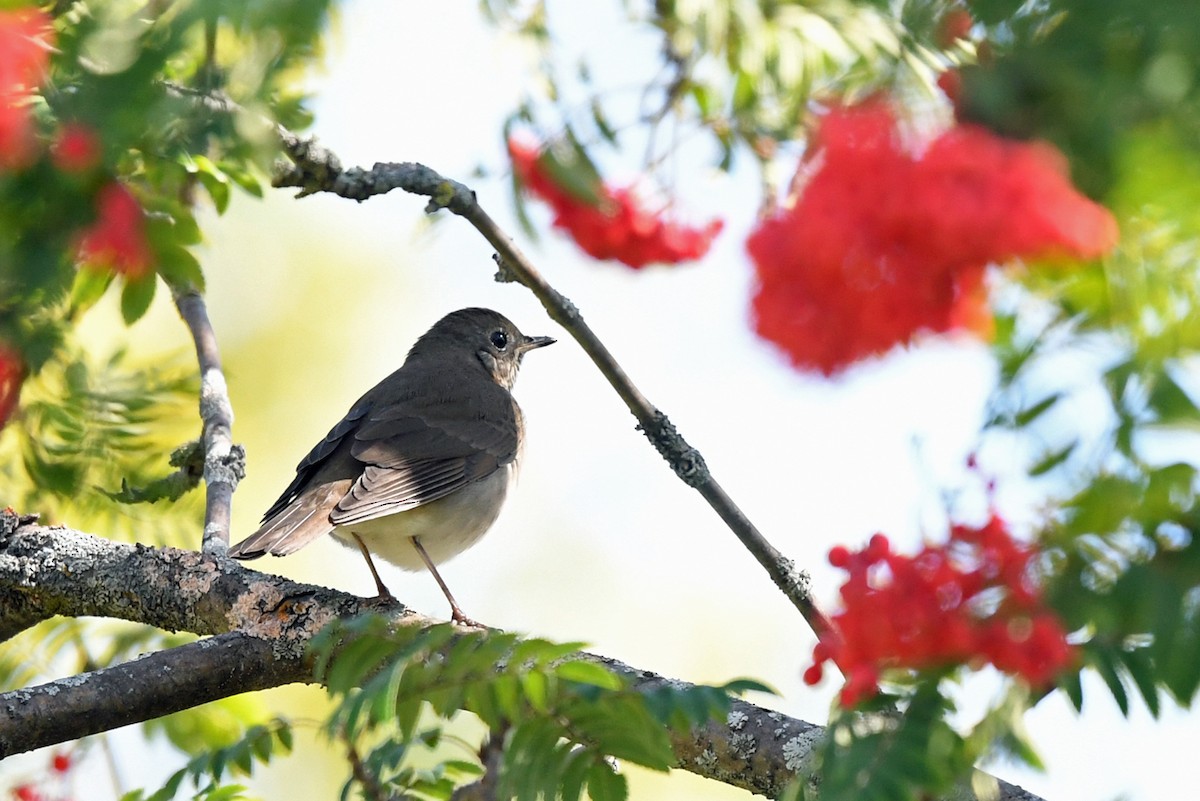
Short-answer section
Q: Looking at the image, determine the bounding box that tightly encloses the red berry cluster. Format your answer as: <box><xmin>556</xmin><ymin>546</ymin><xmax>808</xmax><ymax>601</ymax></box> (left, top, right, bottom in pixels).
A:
<box><xmin>806</xmin><ymin>517</ymin><xmax>1075</xmax><ymax>707</ymax></box>
<box><xmin>76</xmin><ymin>182</ymin><xmax>154</xmax><ymax>278</ymax></box>
<box><xmin>10</xmin><ymin>749</ymin><xmax>73</xmax><ymax>801</ymax></box>
<box><xmin>746</xmin><ymin>99</ymin><xmax>1118</xmax><ymax>375</ymax></box>
<box><xmin>0</xmin><ymin>343</ymin><xmax>23</xmax><ymax>429</ymax></box>
<box><xmin>50</xmin><ymin>123</ymin><xmax>102</xmax><ymax>174</ymax></box>
<box><xmin>1</xmin><ymin>8</ymin><xmax>150</xmax><ymax>279</ymax></box>
<box><xmin>508</xmin><ymin>138</ymin><xmax>723</xmax><ymax>269</ymax></box>
<box><xmin>0</xmin><ymin>7</ymin><xmax>50</xmax><ymax>171</ymax></box>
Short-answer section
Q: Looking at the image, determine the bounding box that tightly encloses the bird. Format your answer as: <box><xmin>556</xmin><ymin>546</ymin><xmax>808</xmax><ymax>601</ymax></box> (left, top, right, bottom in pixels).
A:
<box><xmin>228</xmin><ymin>307</ymin><xmax>554</xmax><ymax>624</ymax></box>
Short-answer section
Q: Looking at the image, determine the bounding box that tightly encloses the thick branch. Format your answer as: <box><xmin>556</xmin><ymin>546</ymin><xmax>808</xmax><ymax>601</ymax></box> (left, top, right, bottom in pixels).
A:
<box><xmin>271</xmin><ymin>148</ymin><xmax>832</xmax><ymax>641</ymax></box>
<box><xmin>172</xmin><ymin>289</ymin><xmax>244</xmax><ymax>552</ymax></box>
<box><xmin>0</xmin><ymin>632</ymin><xmax>295</xmax><ymax>756</ymax></box>
<box><xmin>0</xmin><ymin>522</ymin><xmax>1042</xmax><ymax>801</ymax></box>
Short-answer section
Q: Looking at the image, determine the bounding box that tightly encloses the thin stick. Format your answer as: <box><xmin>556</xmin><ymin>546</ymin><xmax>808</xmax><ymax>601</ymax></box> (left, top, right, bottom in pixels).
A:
<box><xmin>172</xmin><ymin>289</ymin><xmax>243</xmax><ymax>552</ymax></box>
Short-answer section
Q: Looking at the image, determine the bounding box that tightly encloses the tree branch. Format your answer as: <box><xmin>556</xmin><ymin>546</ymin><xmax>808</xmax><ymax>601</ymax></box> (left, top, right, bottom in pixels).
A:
<box><xmin>0</xmin><ymin>632</ymin><xmax>294</xmax><ymax>756</ymax></box>
<box><xmin>172</xmin><ymin>289</ymin><xmax>244</xmax><ymax>552</ymax></box>
<box><xmin>270</xmin><ymin>144</ymin><xmax>832</xmax><ymax>642</ymax></box>
<box><xmin>0</xmin><ymin>520</ymin><xmax>1043</xmax><ymax>801</ymax></box>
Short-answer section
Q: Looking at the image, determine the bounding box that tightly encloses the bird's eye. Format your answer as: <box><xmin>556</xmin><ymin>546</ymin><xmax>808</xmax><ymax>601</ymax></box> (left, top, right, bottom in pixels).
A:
<box><xmin>489</xmin><ymin>329</ymin><xmax>509</xmax><ymax>350</ymax></box>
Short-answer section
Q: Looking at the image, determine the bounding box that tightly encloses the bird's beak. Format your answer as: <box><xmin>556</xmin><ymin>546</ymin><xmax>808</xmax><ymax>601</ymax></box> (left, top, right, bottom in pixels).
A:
<box><xmin>520</xmin><ymin>335</ymin><xmax>556</xmax><ymax>352</ymax></box>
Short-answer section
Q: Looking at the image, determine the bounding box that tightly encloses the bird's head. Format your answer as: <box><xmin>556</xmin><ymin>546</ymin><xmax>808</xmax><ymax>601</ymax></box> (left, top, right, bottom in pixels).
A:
<box><xmin>409</xmin><ymin>307</ymin><xmax>555</xmax><ymax>389</ymax></box>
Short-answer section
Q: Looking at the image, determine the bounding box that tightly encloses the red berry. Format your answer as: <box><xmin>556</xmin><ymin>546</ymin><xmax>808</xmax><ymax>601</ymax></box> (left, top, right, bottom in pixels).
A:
<box><xmin>937</xmin><ymin>8</ymin><xmax>974</xmax><ymax>47</ymax></box>
<box><xmin>51</xmin><ymin>752</ymin><xmax>71</xmax><ymax>773</ymax></box>
<box><xmin>802</xmin><ymin>664</ymin><xmax>824</xmax><ymax>686</ymax></box>
<box><xmin>0</xmin><ymin>343</ymin><xmax>23</xmax><ymax>428</ymax></box>
<box><xmin>827</xmin><ymin>545</ymin><xmax>851</xmax><ymax>568</ymax></box>
<box><xmin>13</xmin><ymin>785</ymin><xmax>43</xmax><ymax>801</ymax></box>
<box><xmin>866</xmin><ymin>534</ymin><xmax>890</xmax><ymax>562</ymax></box>
<box><xmin>51</xmin><ymin>123</ymin><xmax>102</xmax><ymax>173</ymax></box>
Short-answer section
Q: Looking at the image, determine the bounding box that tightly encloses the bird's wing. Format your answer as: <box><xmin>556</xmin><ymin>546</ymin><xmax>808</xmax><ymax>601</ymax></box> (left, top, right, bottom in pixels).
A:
<box><xmin>330</xmin><ymin>381</ymin><xmax>520</xmax><ymax>526</ymax></box>
<box><xmin>228</xmin><ymin>398</ymin><xmax>372</xmax><ymax>559</ymax></box>
<box><xmin>261</xmin><ymin>397</ymin><xmax>373</xmax><ymax>521</ymax></box>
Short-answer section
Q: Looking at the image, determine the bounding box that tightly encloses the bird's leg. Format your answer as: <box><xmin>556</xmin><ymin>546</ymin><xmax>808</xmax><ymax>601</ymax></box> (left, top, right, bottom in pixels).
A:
<box><xmin>411</xmin><ymin>536</ymin><xmax>481</xmax><ymax>627</ymax></box>
<box><xmin>352</xmin><ymin>533</ymin><xmax>396</xmax><ymax>602</ymax></box>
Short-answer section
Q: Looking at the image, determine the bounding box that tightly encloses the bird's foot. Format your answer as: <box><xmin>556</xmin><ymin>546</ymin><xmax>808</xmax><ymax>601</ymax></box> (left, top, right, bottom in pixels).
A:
<box><xmin>363</xmin><ymin>589</ymin><xmax>399</xmax><ymax>609</ymax></box>
<box><xmin>450</xmin><ymin>605</ymin><xmax>484</xmax><ymax>628</ymax></box>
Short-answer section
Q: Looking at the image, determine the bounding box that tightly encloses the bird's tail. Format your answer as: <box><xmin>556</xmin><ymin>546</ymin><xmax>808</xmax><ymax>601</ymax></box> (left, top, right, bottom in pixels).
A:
<box><xmin>228</xmin><ymin>481</ymin><xmax>349</xmax><ymax>559</ymax></box>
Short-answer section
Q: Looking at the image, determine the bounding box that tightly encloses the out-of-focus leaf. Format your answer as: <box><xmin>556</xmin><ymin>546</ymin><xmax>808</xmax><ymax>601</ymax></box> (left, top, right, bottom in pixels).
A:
<box><xmin>1015</xmin><ymin>393</ymin><xmax>1063</xmax><ymax>427</ymax></box>
<box><xmin>1029</xmin><ymin>442</ymin><xmax>1076</xmax><ymax>476</ymax></box>
<box><xmin>68</xmin><ymin>267</ymin><xmax>114</xmax><ymax>315</ymax></box>
<box><xmin>157</xmin><ymin>245</ymin><xmax>206</xmax><ymax>294</ymax></box>
<box><xmin>120</xmin><ymin>273</ymin><xmax>157</xmax><ymax>324</ymax></box>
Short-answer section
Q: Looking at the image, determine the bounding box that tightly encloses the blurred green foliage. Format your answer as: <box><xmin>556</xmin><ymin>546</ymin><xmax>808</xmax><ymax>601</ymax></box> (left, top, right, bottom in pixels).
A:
<box><xmin>121</xmin><ymin>718</ymin><xmax>292</xmax><ymax>801</ymax></box>
<box><xmin>307</xmin><ymin>617</ymin><xmax>768</xmax><ymax>801</ymax></box>
<box><xmin>959</xmin><ymin>0</ymin><xmax>1200</xmax><ymax>197</ymax></box>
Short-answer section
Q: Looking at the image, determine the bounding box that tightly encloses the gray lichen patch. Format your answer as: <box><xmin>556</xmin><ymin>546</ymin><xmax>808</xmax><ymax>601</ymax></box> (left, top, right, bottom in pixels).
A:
<box><xmin>729</xmin><ymin>731</ymin><xmax>757</xmax><ymax>760</ymax></box>
<box><xmin>692</xmin><ymin>747</ymin><xmax>718</xmax><ymax>773</ymax></box>
<box><xmin>781</xmin><ymin>727</ymin><xmax>823</xmax><ymax>773</ymax></box>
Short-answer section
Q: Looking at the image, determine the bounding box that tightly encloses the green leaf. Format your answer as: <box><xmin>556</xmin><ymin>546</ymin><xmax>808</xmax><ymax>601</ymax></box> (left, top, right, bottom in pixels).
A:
<box><xmin>1029</xmin><ymin>442</ymin><xmax>1076</xmax><ymax>476</ymax></box>
<box><xmin>1119</xmin><ymin>647</ymin><xmax>1161</xmax><ymax>717</ymax></box>
<box><xmin>276</xmin><ymin>724</ymin><xmax>293</xmax><ymax>752</ymax></box>
<box><xmin>250</xmin><ymin>726</ymin><xmax>275</xmax><ymax>762</ymax></box>
<box><xmin>1159</xmin><ymin>619</ymin><xmax>1200</xmax><ymax>704</ymax></box>
<box><xmin>69</xmin><ymin>267</ymin><xmax>114</xmax><ymax>314</ymax></box>
<box><xmin>520</xmin><ymin>669</ymin><xmax>550</xmax><ymax>713</ymax></box>
<box><xmin>157</xmin><ymin>246</ymin><xmax>206</xmax><ymax>294</ymax></box>
<box><xmin>120</xmin><ymin>274</ymin><xmax>158</xmax><ymax>324</ymax></box>
<box><xmin>232</xmin><ymin>741</ymin><xmax>254</xmax><ymax>774</ymax></box>
<box><xmin>559</xmin><ymin>747</ymin><xmax>595</xmax><ymax>801</ymax></box>
<box><xmin>732</xmin><ymin>70</ymin><xmax>756</xmax><ymax>113</ymax></box>
<box><xmin>1091</xmin><ymin>647</ymin><xmax>1130</xmax><ymax>716</ymax></box>
<box><xmin>197</xmin><ymin>170</ymin><xmax>231</xmax><ymax>214</ymax></box>
<box><xmin>323</xmin><ymin>632</ymin><xmax>398</xmax><ymax>694</ymax></box>
<box><xmin>721</xmin><ymin>677</ymin><xmax>777</xmax><ymax>696</ymax></box>
<box><xmin>1062</xmin><ymin>668</ymin><xmax>1085</xmax><ymax>712</ymax></box>
<box><xmin>690</xmin><ymin>82</ymin><xmax>713</xmax><ymax>118</ymax></box>
<box><xmin>1148</xmin><ymin>373</ymin><xmax>1200</xmax><ymax>423</ymax></box>
<box><xmin>1015</xmin><ymin>393</ymin><xmax>1063</xmax><ymax>427</ymax></box>
<box><xmin>585</xmin><ymin>760</ymin><xmax>627</xmax><ymax>801</ymax></box>
<box><xmin>186</xmin><ymin>154</ymin><xmax>232</xmax><ymax>214</ymax></box>
<box><xmin>566</xmin><ymin>695</ymin><xmax>674</xmax><ymax>769</ymax></box>
<box><xmin>555</xmin><ymin>660</ymin><xmax>622</xmax><ymax>689</ymax></box>
<box><xmin>218</xmin><ymin>161</ymin><xmax>265</xmax><ymax>198</ymax></box>
<box><xmin>590</xmin><ymin>99</ymin><xmax>618</xmax><ymax>144</ymax></box>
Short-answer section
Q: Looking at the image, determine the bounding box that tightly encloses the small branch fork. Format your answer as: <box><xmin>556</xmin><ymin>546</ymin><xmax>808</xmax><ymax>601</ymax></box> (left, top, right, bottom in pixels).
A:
<box><xmin>272</xmin><ymin>139</ymin><xmax>833</xmax><ymax>642</ymax></box>
<box><xmin>0</xmin><ymin>522</ymin><xmax>1044</xmax><ymax>801</ymax></box>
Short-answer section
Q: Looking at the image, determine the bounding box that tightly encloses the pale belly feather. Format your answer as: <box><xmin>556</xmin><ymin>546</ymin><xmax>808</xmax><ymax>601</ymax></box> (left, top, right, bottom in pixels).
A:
<box><xmin>330</xmin><ymin>464</ymin><xmax>513</xmax><ymax>571</ymax></box>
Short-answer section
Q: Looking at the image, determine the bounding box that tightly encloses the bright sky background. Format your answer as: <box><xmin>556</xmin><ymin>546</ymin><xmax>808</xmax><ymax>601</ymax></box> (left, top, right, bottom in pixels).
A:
<box><xmin>13</xmin><ymin>1</ymin><xmax>1194</xmax><ymax>799</ymax></box>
